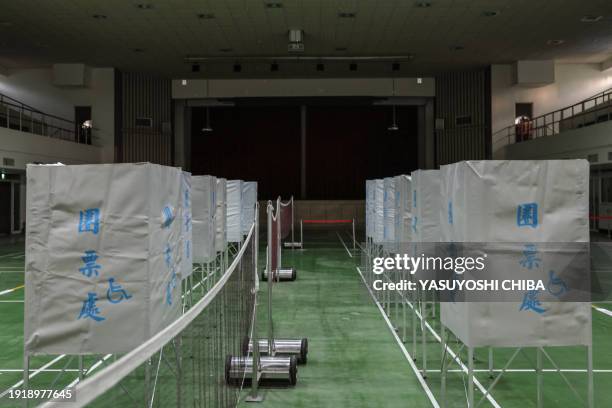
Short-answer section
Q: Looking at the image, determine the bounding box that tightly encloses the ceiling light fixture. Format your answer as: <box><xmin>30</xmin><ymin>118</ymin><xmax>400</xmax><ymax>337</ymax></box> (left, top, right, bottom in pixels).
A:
<box><xmin>202</xmin><ymin>107</ymin><xmax>213</xmax><ymax>132</ymax></box>
<box><xmin>482</xmin><ymin>10</ymin><xmax>500</xmax><ymax>17</ymax></box>
<box><xmin>265</xmin><ymin>2</ymin><xmax>283</xmax><ymax>8</ymax></box>
<box><xmin>546</xmin><ymin>39</ymin><xmax>565</xmax><ymax>46</ymax></box>
<box><xmin>388</xmin><ymin>106</ymin><xmax>399</xmax><ymax>131</ymax></box>
<box><xmin>580</xmin><ymin>15</ymin><xmax>603</xmax><ymax>22</ymax></box>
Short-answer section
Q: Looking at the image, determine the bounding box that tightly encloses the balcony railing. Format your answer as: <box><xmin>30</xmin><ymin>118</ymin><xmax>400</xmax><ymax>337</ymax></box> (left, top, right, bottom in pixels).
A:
<box><xmin>0</xmin><ymin>93</ymin><xmax>87</xmax><ymax>143</ymax></box>
<box><xmin>492</xmin><ymin>87</ymin><xmax>612</xmax><ymax>152</ymax></box>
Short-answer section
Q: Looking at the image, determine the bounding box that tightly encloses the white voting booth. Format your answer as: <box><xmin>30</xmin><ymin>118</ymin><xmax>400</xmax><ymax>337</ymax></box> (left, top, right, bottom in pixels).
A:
<box><xmin>24</xmin><ymin>163</ymin><xmax>183</xmax><ymax>355</ymax></box>
<box><xmin>439</xmin><ymin>160</ymin><xmax>591</xmax><ymax>348</ymax></box>
<box><xmin>394</xmin><ymin>175</ymin><xmax>412</xmax><ymax>246</ymax></box>
<box><xmin>383</xmin><ymin>177</ymin><xmax>396</xmax><ymax>246</ymax></box>
<box><xmin>242</xmin><ymin>181</ymin><xmax>258</xmax><ymax>235</ymax></box>
<box><xmin>215</xmin><ymin>178</ymin><xmax>227</xmax><ymax>252</ymax></box>
<box><xmin>373</xmin><ymin>179</ymin><xmax>385</xmax><ymax>245</ymax></box>
<box><xmin>226</xmin><ymin>180</ymin><xmax>243</xmax><ymax>243</ymax></box>
<box><xmin>192</xmin><ymin>175</ymin><xmax>217</xmax><ymax>264</ymax></box>
<box><xmin>411</xmin><ymin>170</ymin><xmax>440</xmax><ymax>244</ymax></box>
<box><xmin>439</xmin><ymin>160</ymin><xmax>593</xmax><ymax>408</ymax></box>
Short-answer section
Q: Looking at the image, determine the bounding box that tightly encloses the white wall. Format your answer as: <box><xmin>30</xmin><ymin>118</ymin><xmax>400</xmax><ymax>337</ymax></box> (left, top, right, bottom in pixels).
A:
<box><xmin>493</xmin><ymin>120</ymin><xmax>612</xmax><ymax>164</ymax></box>
<box><xmin>0</xmin><ymin>67</ymin><xmax>115</xmax><ymax>162</ymax></box>
<box><xmin>491</xmin><ymin>63</ymin><xmax>612</xmax><ymax>136</ymax></box>
<box><xmin>0</xmin><ymin>127</ymin><xmax>102</xmax><ymax>168</ymax></box>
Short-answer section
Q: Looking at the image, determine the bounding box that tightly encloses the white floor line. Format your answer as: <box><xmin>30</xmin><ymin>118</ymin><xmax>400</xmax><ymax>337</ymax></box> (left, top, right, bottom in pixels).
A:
<box><xmin>355</xmin><ymin>266</ymin><xmax>440</xmax><ymax>408</ymax></box>
<box><xmin>0</xmin><ymin>285</ymin><xmax>23</xmax><ymax>296</ymax></box>
<box><xmin>593</xmin><ymin>305</ymin><xmax>612</xmax><ymax>317</ymax></box>
<box><xmin>336</xmin><ymin>232</ymin><xmax>353</xmax><ymax>258</ymax></box>
<box><xmin>0</xmin><ymin>354</ymin><xmax>66</xmax><ymax>398</ymax></box>
<box><xmin>0</xmin><ymin>252</ymin><xmax>23</xmax><ymax>259</ymax></box>
<box><xmin>357</xmin><ymin>266</ymin><xmax>502</xmax><ymax>408</ymax></box>
<box><xmin>0</xmin><ymin>300</ymin><xmax>24</xmax><ymax>303</ymax></box>
<box><xmin>64</xmin><ymin>354</ymin><xmax>112</xmax><ymax>389</ymax></box>
<box><xmin>0</xmin><ymin>369</ymin><xmax>81</xmax><ymax>373</ymax></box>
<box><xmin>405</xmin><ymin>368</ymin><xmax>612</xmax><ymax>374</ymax></box>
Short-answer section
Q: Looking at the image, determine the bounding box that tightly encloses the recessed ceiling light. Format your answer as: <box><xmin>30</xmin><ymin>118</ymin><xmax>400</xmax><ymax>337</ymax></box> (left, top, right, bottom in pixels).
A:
<box><xmin>197</xmin><ymin>13</ymin><xmax>215</xmax><ymax>19</ymax></box>
<box><xmin>219</xmin><ymin>48</ymin><xmax>233</xmax><ymax>52</ymax></box>
<box><xmin>92</xmin><ymin>14</ymin><xmax>107</xmax><ymax>19</ymax></box>
<box><xmin>450</xmin><ymin>45</ymin><xmax>465</xmax><ymax>51</ymax></box>
<box><xmin>416</xmin><ymin>1</ymin><xmax>432</xmax><ymax>8</ymax></box>
<box><xmin>335</xmin><ymin>47</ymin><xmax>348</xmax><ymax>52</ymax></box>
<box><xmin>580</xmin><ymin>15</ymin><xmax>603</xmax><ymax>23</ymax></box>
<box><xmin>482</xmin><ymin>10</ymin><xmax>500</xmax><ymax>17</ymax></box>
<box><xmin>547</xmin><ymin>39</ymin><xmax>565</xmax><ymax>46</ymax></box>
<box><xmin>338</xmin><ymin>12</ymin><xmax>356</xmax><ymax>18</ymax></box>
<box><xmin>265</xmin><ymin>2</ymin><xmax>283</xmax><ymax>8</ymax></box>
<box><xmin>136</xmin><ymin>3</ymin><xmax>154</xmax><ymax>10</ymax></box>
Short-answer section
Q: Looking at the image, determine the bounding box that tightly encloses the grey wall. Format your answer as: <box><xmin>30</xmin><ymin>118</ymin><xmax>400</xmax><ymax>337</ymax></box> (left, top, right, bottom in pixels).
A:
<box><xmin>119</xmin><ymin>73</ymin><xmax>173</xmax><ymax>165</ymax></box>
<box><xmin>435</xmin><ymin>70</ymin><xmax>490</xmax><ymax>166</ymax></box>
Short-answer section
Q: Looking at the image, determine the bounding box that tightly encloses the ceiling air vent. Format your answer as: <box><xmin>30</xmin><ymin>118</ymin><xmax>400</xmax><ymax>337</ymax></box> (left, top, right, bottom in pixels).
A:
<box><xmin>3</xmin><ymin>157</ymin><xmax>15</xmax><ymax>167</ymax></box>
<box><xmin>455</xmin><ymin>115</ymin><xmax>472</xmax><ymax>127</ymax></box>
<box><xmin>135</xmin><ymin>117</ymin><xmax>153</xmax><ymax>127</ymax></box>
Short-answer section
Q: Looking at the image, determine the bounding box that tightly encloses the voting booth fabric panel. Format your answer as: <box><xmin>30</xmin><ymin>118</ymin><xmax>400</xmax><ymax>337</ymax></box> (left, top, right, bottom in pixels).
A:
<box><xmin>373</xmin><ymin>180</ymin><xmax>385</xmax><ymax>244</ymax></box>
<box><xmin>192</xmin><ymin>176</ymin><xmax>217</xmax><ymax>263</ymax></box>
<box><xmin>24</xmin><ymin>163</ymin><xmax>182</xmax><ymax>355</ymax></box>
<box><xmin>394</xmin><ymin>175</ymin><xmax>412</xmax><ymax>245</ymax></box>
<box><xmin>439</xmin><ymin>160</ymin><xmax>591</xmax><ymax>348</ymax></box>
<box><xmin>383</xmin><ymin>177</ymin><xmax>396</xmax><ymax>244</ymax></box>
<box><xmin>365</xmin><ymin>180</ymin><xmax>374</xmax><ymax>239</ymax></box>
<box><xmin>180</xmin><ymin>171</ymin><xmax>193</xmax><ymax>278</ymax></box>
<box><xmin>241</xmin><ymin>181</ymin><xmax>258</xmax><ymax>235</ymax></box>
<box><xmin>226</xmin><ymin>180</ymin><xmax>243</xmax><ymax>243</ymax></box>
<box><xmin>411</xmin><ymin>170</ymin><xmax>440</xmax><ymax>243</ymax></box>
<box><xmin>215</xmin><ymin>178</ymin><xmax>227</xmax><ymax>252</ymax></box>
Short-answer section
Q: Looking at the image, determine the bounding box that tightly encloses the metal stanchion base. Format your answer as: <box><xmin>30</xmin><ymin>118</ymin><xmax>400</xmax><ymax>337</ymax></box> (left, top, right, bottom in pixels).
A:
<box><xmin>283</xmin><ymin>242</ymin><xmax>303</xmax><ymax>249</ymax></box>
<box><xmin>261</xmin><ymin>268</ymin><xmax>297</xmax><ymax>281</ymax></box>
<box><xmin>226</xmin><ymin>355</ymin><xmax>297</xmax><ymax>386</ymax></box>
<box><xmin>245</xmin><ymin>338</ymin><xmax>308</xmax><ymax>364</ymax></box>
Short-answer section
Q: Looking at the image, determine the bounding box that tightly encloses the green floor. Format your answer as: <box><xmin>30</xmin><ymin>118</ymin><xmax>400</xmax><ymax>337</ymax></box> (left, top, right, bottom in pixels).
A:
<box><xmin>1</xmin><ymin>232</ymin><xmax>611</xmax><ymax>407</ymax></box>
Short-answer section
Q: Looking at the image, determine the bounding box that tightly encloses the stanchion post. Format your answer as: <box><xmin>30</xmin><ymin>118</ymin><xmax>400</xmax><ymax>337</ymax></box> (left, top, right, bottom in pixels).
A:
<box><xmin>247</xmin><ymin>205</ymin><xmax>263</xmax><ymax>402</ymax></box>
<box><xmin>352</xmin><ymin>218</ymin><xmax>356</xmax><ymax>251</ymax></box>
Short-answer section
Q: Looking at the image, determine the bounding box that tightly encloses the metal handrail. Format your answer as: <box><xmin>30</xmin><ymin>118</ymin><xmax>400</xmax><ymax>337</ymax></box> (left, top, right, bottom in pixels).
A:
<box><xmin>0</xmin><ymin>92</ymin><xmax>86</xmax><ymax>143</ymax></box>
<box><xmin>493</xmin><ymin>86</ymin><xmax>612</xmax><ymax>151</ymax></box>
